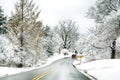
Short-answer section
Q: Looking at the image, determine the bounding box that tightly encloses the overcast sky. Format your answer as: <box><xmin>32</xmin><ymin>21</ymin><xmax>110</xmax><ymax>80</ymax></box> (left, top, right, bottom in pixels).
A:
<box><xmin>0</xmin><ymin>0</ymin><xmax>96</xmax><ymax>33</ymax></box>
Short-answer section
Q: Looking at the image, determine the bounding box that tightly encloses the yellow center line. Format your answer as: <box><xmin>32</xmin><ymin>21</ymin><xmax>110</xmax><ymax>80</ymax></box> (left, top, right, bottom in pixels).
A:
<box><xmin>32</xmin><ymin>65</ymin><xmax>59</xmax><ymax>80</ymax></box>
<box><xmin>32</xmin><ymin>60</ymin><xmax>65</xmax><ymax>80</ymax></box>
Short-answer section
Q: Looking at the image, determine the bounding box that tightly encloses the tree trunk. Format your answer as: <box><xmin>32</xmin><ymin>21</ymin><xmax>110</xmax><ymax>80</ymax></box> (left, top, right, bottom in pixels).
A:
<box><xmin>20</xmin><ymin>34</ymin><xmax>24</xmax><ymax>47</ymax></box>
<box><xmin>111</xmin><ymin>39</ymin><xmax>116</xmax><ymax>59</ymax></box>
<box><xmin>20</xmin><ymin>0</ymin><xmax>24</xmax><ymax>47</ymax></box>
<box><xmin>64</xmin><ymin>34</ymin><xmax>67</xmax><ymax>49</ymax></box>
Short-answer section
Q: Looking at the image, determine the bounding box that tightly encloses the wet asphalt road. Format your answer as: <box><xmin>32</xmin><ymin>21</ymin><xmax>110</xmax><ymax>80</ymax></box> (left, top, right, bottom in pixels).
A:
<box><xmin>0</xmin><ymin>58</ymin><xmax>90</xmax><ymax>80</ymax></box>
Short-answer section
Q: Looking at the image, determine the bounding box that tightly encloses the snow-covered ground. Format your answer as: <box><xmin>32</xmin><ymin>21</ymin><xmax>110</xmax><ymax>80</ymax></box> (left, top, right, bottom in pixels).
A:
<box><xmin>0</xmin><ymin>67</ymin><xmax>34</xmax><ymax>77</ymax></box>
<box><xmin>0</xmin><ymin>53</ymin><xmax>68</xmax><ymax>78</ymax></box>
<box><xmin>73</xmin><ymin>59</ymin><xmax>120</xmax><ymax>80</ymax></box>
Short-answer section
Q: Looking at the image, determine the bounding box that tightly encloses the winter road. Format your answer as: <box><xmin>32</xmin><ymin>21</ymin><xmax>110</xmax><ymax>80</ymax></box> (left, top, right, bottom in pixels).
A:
<box><xmin>0</xmin><ymin>58</ymin><xmax>90</xmax><ymax>80</ymax></box>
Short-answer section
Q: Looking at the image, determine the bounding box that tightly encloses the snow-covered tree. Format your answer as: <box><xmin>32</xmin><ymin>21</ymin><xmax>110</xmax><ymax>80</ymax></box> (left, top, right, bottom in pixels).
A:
<box><xmin>87</xmin><ymin>0</ymin><xmax>120</xmax><ymax>59</ymax></box>
<box><xmin>56</xmin><ymin>20</ymin><xmax>79</xmax><ymax>50</ymax></box>
<box><xmin>43</xmin><ymin>26</ymin><xmax>55</xmax><ymax>56</ymax></box>
<box><xmin>87</xmin><ymin>0</ymin><xmax>119</xmax><ymax>23</ymax></box>
<box><xmin>0</xmin><ymin>6</ymin><xmax>7</xmax><ymax>34</ymax></box>
<box><xmin>43</xmin><ymin>25</ymin><xmax>61</xmax><ymax>56</ymax></box>
<box><xmin>8</xmin><ymin>0</ymin><xmax>44</xmax><ymax>46</ymax></box>
<box><xmin>7</xmin><ymin>0</ymin><xmax>45</xmax><ymax>67</ymax></box>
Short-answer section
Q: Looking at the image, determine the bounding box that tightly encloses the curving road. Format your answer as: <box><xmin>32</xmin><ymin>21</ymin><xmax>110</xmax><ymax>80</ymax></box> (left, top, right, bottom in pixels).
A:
<box><xmin>0</xmin><ymin>58</ymin><xmax>90</xmax><ymax>80</ymax></box>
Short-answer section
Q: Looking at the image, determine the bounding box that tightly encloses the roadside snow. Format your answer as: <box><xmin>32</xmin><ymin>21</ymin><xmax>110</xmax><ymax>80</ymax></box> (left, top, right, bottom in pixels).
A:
<box><xmin>0</xmin><ymin>53</ymin><xmax>67</xmax><ymax>78</ymax></box>
<box><xmin>73</xmin><ymin>59</ymin><xmax>120</xmax><ymax>80</ymax></box>
<box><xmin>0</xmin><ymin>67</ymin><xmax>34</xmax><ymax>77</ymax></box>
<box><xmin>46</xmin><ymin>53</ymin><xmax>66</xmax><ymax>65</ymax></box>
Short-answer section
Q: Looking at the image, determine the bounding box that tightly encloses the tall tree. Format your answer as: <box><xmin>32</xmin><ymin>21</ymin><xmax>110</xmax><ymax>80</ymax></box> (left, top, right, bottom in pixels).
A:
<box><xmin>56</xmin><ymin>20</ymin><xmax>79</xmax><ymax>50</ymax></box>
<box><xmin>43</xmin><ymin>26</ymin><xmax>54</xmax><ymax>56</ymax></box>
<box><xmin>7</xmin><ymin>0</ymin><xmax>44</xmax><ymax>66</ymax></box>
<box><xmin>0</xmin><ymin>6</ymin><xmax>7</xmax><ymax>34</ymax></box>
<box><xmin>87</xmin><ymin>0</ymin><xmax>120</xmax><ymax>59</ymax></box>
<box><xmin>8</xmin><ymin>0</ymin><xmax>44</xmax><ymax>47</ymax></box>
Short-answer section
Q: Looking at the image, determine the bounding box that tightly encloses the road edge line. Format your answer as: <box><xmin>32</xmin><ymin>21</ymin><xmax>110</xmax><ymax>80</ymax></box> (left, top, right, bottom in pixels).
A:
<box><xmin>72</xmin><ymin>64</ymin><xmax>97</xmax><ymax>80</ymax></box>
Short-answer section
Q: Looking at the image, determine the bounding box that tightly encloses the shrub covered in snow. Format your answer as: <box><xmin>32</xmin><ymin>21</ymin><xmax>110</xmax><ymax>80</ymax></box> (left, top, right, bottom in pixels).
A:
<box><xmin>0</xmin><ymin>35</ymin><xmax>47</xmax><ymax>67</ymax></box>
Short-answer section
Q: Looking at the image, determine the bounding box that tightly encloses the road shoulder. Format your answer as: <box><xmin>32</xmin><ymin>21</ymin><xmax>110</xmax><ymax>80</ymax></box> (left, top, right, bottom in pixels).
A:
<box><xmin>72</xmin><ymin>61</ymin><xmax>97</xmax><ymax>80</ymax></box>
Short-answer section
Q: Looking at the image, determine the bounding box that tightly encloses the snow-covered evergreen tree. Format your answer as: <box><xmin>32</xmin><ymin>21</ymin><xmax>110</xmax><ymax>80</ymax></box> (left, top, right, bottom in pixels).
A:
<box><xmin>43</xmin><ymin>26</ymin><xmax>60</xmax><ymax>57</ymax></box>
<box><xmin>0</xmin><ymin>6</ymin><xmax>7</xmax><ymax>34</ymax></box>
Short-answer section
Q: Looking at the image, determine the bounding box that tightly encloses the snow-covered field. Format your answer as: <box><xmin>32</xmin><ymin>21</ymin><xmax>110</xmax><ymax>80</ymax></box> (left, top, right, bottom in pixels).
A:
<box><xmin>73</xmin><ymin>59</ymin><xmax>120</xmax><ymax>80</ymax></box>
<box><xmin>0</xmin><ymin>53</ymin><xmax>67</xmax><ymax>78</ymax></box>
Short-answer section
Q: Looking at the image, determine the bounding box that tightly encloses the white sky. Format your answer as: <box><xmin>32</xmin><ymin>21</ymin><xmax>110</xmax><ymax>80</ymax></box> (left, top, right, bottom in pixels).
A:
<box><xmin>0</xmin><ymin>0</ymin><xmax>96</xmax><ymax>33</ymax></box>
